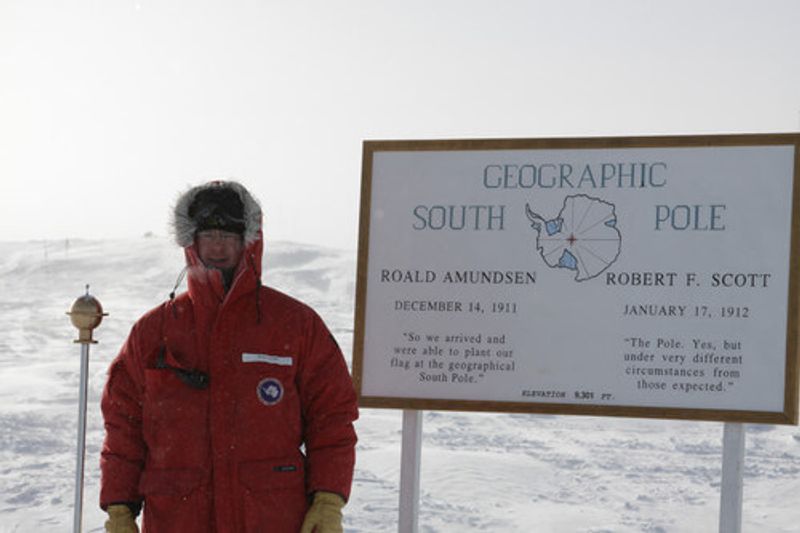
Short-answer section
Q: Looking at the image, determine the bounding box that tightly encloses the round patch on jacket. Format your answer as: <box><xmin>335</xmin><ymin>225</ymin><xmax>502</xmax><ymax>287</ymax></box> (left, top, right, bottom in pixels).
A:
<box><xmin>256</xmin><ymin>377</ymin><xmax>284</xmax><ymax>406</ymax></box>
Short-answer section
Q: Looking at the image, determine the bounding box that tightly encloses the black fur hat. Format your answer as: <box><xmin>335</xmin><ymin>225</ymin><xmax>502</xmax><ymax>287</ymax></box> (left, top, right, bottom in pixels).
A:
<box><xmin>172</xmin><ymin>180</ymin><xmax>261</xmax><ymax>247</ymax></box>
<box><xmin>188</xmin><ymin>185</ymin><xmax>246</xmax><ymax>235</ymax></box>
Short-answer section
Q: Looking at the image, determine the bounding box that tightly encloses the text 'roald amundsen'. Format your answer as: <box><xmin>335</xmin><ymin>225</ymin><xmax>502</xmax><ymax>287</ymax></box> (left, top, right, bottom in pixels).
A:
<box><xmin>380</xmin><ymin>269</ymin><xmax>536</xmax><ymax>285</ymax></box>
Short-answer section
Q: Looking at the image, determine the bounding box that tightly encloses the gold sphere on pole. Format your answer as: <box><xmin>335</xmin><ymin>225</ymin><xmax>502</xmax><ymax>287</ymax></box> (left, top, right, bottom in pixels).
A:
<box><xmin>67</xmin><ymin>285</ymin><xmax>108</xmax><ymax>344</ymax></box>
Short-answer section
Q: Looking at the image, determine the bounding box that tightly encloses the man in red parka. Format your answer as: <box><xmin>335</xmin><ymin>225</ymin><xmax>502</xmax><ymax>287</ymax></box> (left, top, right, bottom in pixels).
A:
<box><xmin>100</xmin><ymin>180</ymin><xmax>358</xmax><ymax>532</ymax></box>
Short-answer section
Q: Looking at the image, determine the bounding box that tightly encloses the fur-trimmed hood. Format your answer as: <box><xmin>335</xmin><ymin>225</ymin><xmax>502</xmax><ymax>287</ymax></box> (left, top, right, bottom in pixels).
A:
<box><xmin>169</xmin><ymin>180</ymin><xmax>265</xmax><ymax>318</ymax></box>
<box><xmin>172</xmin><ymin>180</ymin><xmax>262</xmax><ymax>248</ymax></box>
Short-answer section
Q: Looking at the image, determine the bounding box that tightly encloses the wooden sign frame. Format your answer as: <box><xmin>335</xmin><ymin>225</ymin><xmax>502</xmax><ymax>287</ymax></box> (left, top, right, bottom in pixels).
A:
<box><xmin>353</xmin><ymin>133</ymin><xmax>800</xmax><ymax>424</ymax></box>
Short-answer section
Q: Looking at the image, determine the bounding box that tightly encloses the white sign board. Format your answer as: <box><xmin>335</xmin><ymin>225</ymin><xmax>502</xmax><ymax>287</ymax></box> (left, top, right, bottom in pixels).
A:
<box><xmin>353</xmin><ymin>135</ymin><xmax>800</xmax><ymax>423</ymax></box>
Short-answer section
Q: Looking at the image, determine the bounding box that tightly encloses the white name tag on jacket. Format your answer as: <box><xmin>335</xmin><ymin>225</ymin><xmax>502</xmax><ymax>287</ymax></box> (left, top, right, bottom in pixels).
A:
<box><xmin>241</xmin><ymin>353</ymin><xmax>293</xmax><ymax>366</ymax></box>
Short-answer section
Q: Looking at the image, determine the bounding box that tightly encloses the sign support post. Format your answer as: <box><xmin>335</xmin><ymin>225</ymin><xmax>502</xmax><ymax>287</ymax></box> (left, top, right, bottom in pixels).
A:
<box><xmin>719</xmin><ymin>422</ymin><xmax>746</xmax><ymax>533</ymax></box>
<box><xmin>398</xmin><ymin>409</ymin><xmax>422</xmax><ymax>533</ymax></box>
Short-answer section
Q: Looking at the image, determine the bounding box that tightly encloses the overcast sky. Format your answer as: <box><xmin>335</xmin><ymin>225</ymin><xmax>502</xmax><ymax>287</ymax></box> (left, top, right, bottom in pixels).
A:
<box><xmin>2</xmin><ymin>0</ymin><xmax>799</xmax><ymax>250</ymax></box>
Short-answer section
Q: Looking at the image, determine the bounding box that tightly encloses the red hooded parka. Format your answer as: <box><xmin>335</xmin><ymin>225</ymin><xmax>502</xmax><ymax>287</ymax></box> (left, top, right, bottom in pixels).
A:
<box><xmin>100</xmin><ymin>181</ymin><xmax>358</xmax><ymax>532</ymax></box>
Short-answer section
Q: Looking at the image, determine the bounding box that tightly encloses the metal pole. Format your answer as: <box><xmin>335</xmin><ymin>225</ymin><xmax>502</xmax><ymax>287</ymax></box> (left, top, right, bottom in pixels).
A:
<box><xmin>73</xmin><ymin>343</ymin><xmax>91</xmax><ymax>533</ymax></box>
<box><xmin>398</xmin><ymin>409</ymin><xmax>422</xmax><ymax>533</ymax></box>
<box><xmin>67</xmin><ymin>286</ymin><xmax>107</xmax><ymax>533</ymax></box>
<box><xmin>719</xmin><ymin>422</ymin><xmax>746</xmax><ymax>533</ymax></box>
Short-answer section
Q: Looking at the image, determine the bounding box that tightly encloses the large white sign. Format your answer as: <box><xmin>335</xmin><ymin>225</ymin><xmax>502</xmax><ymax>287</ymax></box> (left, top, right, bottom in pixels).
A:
<box><xmin>353</xmin><ymin>135</ymin><xmax>800</xmax><ymax>423</ymax></box>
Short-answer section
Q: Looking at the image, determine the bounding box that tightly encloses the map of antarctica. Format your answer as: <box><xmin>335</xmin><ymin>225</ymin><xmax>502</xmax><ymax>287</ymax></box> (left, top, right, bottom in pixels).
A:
<box><xmin>525</xmin><ymin>194</ymin><xmax>622</xmax><ymax>281</ymax></box>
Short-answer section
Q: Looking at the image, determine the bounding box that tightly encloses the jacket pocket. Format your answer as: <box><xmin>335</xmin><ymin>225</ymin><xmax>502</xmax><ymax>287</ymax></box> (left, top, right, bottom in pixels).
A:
<box><xmin>238</xmin><ymin>458</ymin><xmax>308</xmax><ymax>533</ymax></box>
<box><xmin>142</xmin><ymin>369</ymin><xmax>209</xmax><ymax>465</ymax></box>
<box><xmin>139</xmin><ymin>468</ymin><xmax>211</xmax><ymax>533</ymax></box>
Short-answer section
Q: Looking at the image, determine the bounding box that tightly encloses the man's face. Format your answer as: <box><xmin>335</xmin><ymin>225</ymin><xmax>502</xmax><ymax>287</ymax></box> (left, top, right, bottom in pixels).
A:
<box><xmin>195</xmin><ymin>230</ymin><xmax>245</xmax><ymax>270</ymax></box>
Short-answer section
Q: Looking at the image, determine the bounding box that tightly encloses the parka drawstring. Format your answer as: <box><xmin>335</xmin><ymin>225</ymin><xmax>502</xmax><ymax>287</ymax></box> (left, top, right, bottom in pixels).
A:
<box><xmin>256</xmin><ymin>278</ymin><xmax>263</xmax><ymax>324</ymax></box>
<box><xmin>247</xmin><ymin>253</ymin><xmax>262</xmax><ymax>324</ymax></box>
<box><xmin>168</xmin><ymin>266</ymin><xmax>189</xmax><ymax>318</ymax></box>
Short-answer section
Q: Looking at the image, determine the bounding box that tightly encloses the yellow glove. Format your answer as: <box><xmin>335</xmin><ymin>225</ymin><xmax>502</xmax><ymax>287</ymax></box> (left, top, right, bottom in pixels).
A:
<box><xmin>104</xmin><ymin>504</ymin><xmax>139</xmax><ymax>533</ymax></box>
<box><xmin>300</xmin><ymin>491</ymin><xmax>346</xmax><ymax>533</ymax></box>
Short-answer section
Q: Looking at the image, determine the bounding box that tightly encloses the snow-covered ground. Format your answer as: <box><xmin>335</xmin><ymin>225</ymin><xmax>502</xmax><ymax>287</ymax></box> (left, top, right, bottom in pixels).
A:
<box><xmin>1</xmin><ymin>238</ymin><xmax>799</xmax><ymax>532</ymax></box>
